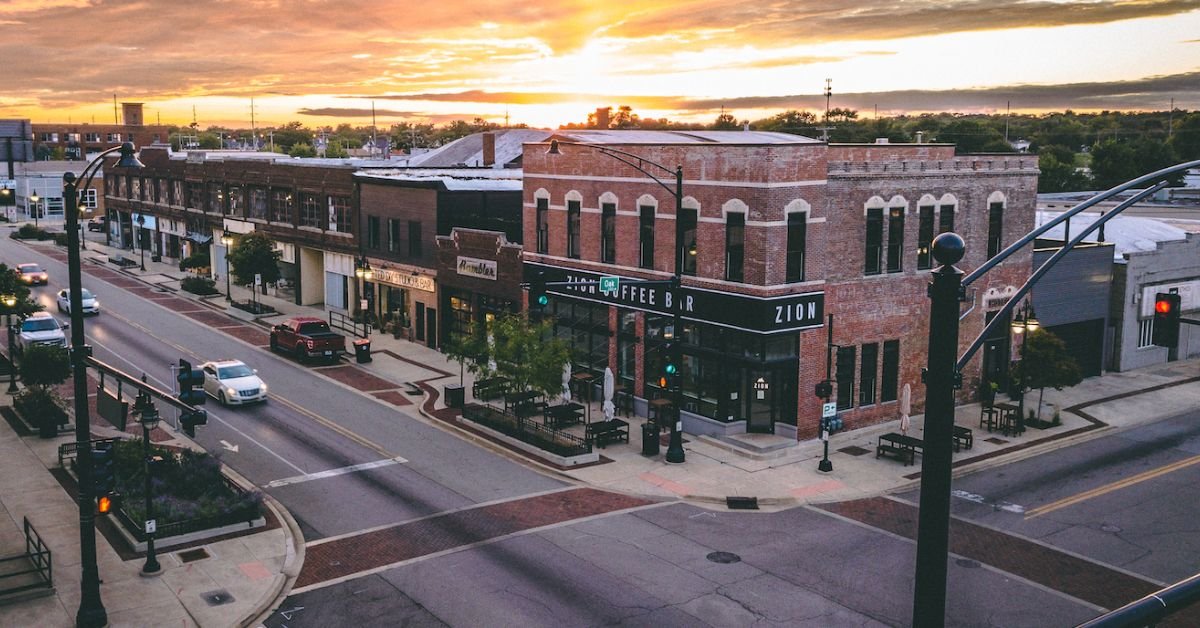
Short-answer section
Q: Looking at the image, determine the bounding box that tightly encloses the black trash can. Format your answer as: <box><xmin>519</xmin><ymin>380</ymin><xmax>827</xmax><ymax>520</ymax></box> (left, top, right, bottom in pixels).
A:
<box><xmin>641</xmin><ymin>422</ymin><xmax>660</xmax><ymax>456</ymax></box>
<box><xmin>353</xmin><ymin>338</ymin><xmax>372</xmax><ymax>363</ymax></box>
<box><xmin>444</xmin><ymin>384</ymin><xmax>465</xmax><ymax>408</ymax></box>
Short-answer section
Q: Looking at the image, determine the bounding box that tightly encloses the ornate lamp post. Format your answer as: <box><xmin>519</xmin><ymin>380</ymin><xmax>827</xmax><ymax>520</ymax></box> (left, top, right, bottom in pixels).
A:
<box><xmin>546</xmin><ymin>138</ymin><xmax>686</xmax><ymax>463</ymax></box>
<box><xmin>132</xmin><ymin>391</ymin><xmax>162</xmax><ymax>576</ymax></box>
<box><xmin>220</xmin><ymin>234</ymin><xmax>234</xmax><ymax>302</ymax></box>
<box><xmin>135</xmin><ymin>214</ymin><xmax>146</xmax><ymax>270</ymax></box>
<box><xmin>354</xmin><ymin>258</ymin><xmax>373</xmax><ymax>324</ymax></box>
<box><xmin>29</xmin><ymin>193</ymin><xmax>40</xmax><ymax>228</ymax></box>
<box><xmin>3</xmin><ymin>294</ymin><xmax>17</xmax><ymax>394</ymax></box>
<box><xmin>1010</xmin><ymin>300</ymin><xmax>1038</xmax><ymax>433</ymax></box>
<box><xmin>64</xmin><ymin>141</ymin><xmax>145</xmax><ymax>627</ymax></box>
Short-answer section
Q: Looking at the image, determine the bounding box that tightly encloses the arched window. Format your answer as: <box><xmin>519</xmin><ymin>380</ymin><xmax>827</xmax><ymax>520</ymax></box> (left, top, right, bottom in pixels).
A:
<box><xmin>916</xmin><ymin>194</ymin><xmax>936</xmax><ymax>270</ymax></box>
<box><xmin>534</xmin><ymin>188</ymin><xmax>550</xmax><ymax>254</ymax></box>
<box><xmin>784</xmin><ymin>199</ymin><xmax>810</xmax><ymax>282</ymax></box>
<box><xmin>565</xmin><ymin>191</ymin><xmax>582</xmax><ymax>259</ymax></box>
<box><xmin>864</xmin><ymin>196</ymin><xmax>886</xmax><ymax>275</ymax></box>
<box><xmin>987</xmin><ymin>191</ymin><xmax>1006</xmax><ymax>258</ymax></box>
<box><xmin>599</xmin><ymin>192</ymin><xmax>618</xmax><ymax>264</ymax></box>
<box><xmin>638</xmin><ymin>195</ymin><xmax>658</xmax><ymax>269</ymax></box>
<box><xmin>886</xmin><ymin>196</ymin><xmax>908</xmax><ymax>274</ymax></box>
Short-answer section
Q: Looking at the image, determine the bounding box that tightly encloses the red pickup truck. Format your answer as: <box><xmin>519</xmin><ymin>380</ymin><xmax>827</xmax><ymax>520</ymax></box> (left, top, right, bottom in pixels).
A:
<box><xmin>269</xmin><ymin>317</ymin><xmax>345</xmax><ymax>363</ymax></box>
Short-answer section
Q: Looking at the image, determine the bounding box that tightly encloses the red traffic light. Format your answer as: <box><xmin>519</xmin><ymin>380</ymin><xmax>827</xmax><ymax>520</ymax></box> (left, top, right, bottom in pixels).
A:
<box><xmin>1155</xmin><ymin>298</ymin><xmax>1174</xmax><ymax>315</ymax></box>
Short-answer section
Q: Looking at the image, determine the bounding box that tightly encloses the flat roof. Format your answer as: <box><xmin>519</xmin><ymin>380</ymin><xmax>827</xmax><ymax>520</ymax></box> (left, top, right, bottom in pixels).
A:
<box><xmin>547</xmin><ymin>129</ymin><xmax>820</xmax><ymax>145</ymax></box>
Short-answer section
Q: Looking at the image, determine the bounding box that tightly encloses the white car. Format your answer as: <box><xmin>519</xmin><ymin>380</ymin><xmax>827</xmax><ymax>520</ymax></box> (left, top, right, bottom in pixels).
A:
<box><xmin>16</xmin><ymin>312</ymin><xmax>67</xmax><ymax>353</ymax></box>
<box><xmin>200</xmin><ymin>360</ymin><xmax>268</xmax><ymax>406</ymax></box>
<box><xmin>56</xmin><ymin>288</ymin><xmax>100</xmax><ymax>315</ymax></box>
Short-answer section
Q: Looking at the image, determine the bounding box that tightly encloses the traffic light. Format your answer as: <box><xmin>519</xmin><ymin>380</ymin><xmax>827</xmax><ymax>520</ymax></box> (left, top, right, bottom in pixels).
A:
<box><xmin>92</xmin><ymin>441</ymin><xmax>114</xmax><ymax>495</ymax></box>
<box><xmin>177</xmin><ymin>359</ymin><xmax>206</xmax><ymax>406</ymax></box>
<box><xmin>180</xmin><ymin>409</ymin><xmax>208</xmax><ymax>438</ymax></box>
<box><xmin>96</xmin><ymin>492</ymin><xmax>120</xmax><ymax>516</ymax></box>
<box><xmin>1152</xmin><ymin>292</ymin><xmax>1181</xmax><ymax>348</ymax></box>
<box><xmin>529</xmin><ymin>271</ymin><xmax>548</xmax><ymax>311</ymax></box>
<box><xmin>814</xmin><ymin>380</ymin><xmax>833</xmax><ymax>399</ymax></box>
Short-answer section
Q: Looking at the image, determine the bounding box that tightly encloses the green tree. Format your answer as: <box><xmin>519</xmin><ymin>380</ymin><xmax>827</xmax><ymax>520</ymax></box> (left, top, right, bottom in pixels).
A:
<box><xmin>0</xmin><ymin>264</ymin><xmax>44</xmax><ymax>318</ymax></box>
<box><xmin>442</xmin><ymin>319</ymin><xmax>494</xmax><ymax>386</ymax></box>
<box><xmin>610</xmin><ymin>106</ymin><xmax>640</xmax><ymax>129</ymax></box>
<box><xmin>1170</xmin><ymin>112</ymin><xmax>1200</xmax><ymax>160</ymax></box>
<box><xmin>1037</xmin><ymin>145</ymin><xmax>1089</xmax><ymax>192</ymax></box>
<box><xmin>226</xmin><ymin>232</ymin><xmax>281</xmax><ymax>292</ymax></box>
<box><xmin>711</xmin><ymin>111</ymin><xmax>739</xmax><ymax>130</ymax></box>
<box><xmin>935</xmin><ymin>118</ymin><xmax>1010</xmax><ymax>154</ymax></box>
<box><xmin>17</xmin><ymin>344</ymin><xmax>71</xmax><ymax>432</ymax></box>
<box><xmin>489</xmin><ymin>313</ymin><xmax>571</xmax><ymax>399</ymax></box>
<box><xmin>288</xmin><ymin>143</ymin><xmax>316</xmax><ymax>158</ymax></box>
<box><xmin>1089</xmin><ymin>139</ymin><xmax>1139</xmax><ymax>190</ymax></box>
<box><xmin>1012</xmin><ymin>330</ymin><xmax>1082</xmax><ymax>421</ymax></box>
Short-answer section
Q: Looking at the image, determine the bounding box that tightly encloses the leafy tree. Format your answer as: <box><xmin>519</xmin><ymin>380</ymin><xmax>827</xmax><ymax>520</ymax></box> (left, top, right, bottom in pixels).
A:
<box><xmin>827</xmin><ymin>107</ymin><xmax>858</xmax><ymax>123</ymax></box>
<box><xmin>269</xmin><ymin>121</ymin><xmax>314</xmax><ymax>152</ymax></box>
<box><xmin>1037</xmin><ymin>145</ymin><xmax>1089</xmax><ymax>192</ymax></box>
<box><xmin>442</xmin><ymin>319</ymin><xmax>494</xmax><ymax>386</ymax></box>
<box><xmin>754</xmin><ymin>110</ymin><xmax>818</xmax><ymax>133</ymax></box>
<box><xmin>17</xmin><ymin>344</ymin><xmax>71</xmax><ymax>431</ymax></box>
<box><xmin>1012</xmin><ymin>330</ymin><xmax>1082</xmax><ymax>421</ymax></box>
<box><xmin>226</xmin><ymin>232</ymin><xmax>281</xmax><ymax>292</ymax></box>
<box><xmin>0</xmin><ymin>263</ymin><xmax>44</xmax><ymax>318</ymax></box>
<box><xmin>1089</xmin><ymin>139</ymin><xmax>1139</xmax><ymax>190</ymax></box>
<box><xmin>288</xmin><ymin>143</ymin><xmax>316</xmax><ymax>158</ymax></box>
<box><xmin>1170</xmin><ymin>112</ymin><xmax>1200</xmax><ymax>160</ymax></box>
<box><xmin>711</xmin><ymin>111</ymin><xmax>739</xmax><ymax>130</ymax></box>
<box><xmin>935</xmin><ymin>118</ymin><xmax>1010</xmax><ymax>154</ymax></box>
<box><xmin>611</xmin><ymin>106</ymin><xmax>640</xmax><ymax>129</ymax></box>
<box><xmin>489</xmin><ymin>313</ymin><xmax>571</xmax><ymax>399</ymax></box>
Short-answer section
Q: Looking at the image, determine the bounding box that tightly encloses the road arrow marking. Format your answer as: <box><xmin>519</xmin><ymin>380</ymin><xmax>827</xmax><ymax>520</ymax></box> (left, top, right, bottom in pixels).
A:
<box><xmin>264</xmin><ymin>456</ymin><xmax>409</xmax><ymax>489</ymax></box>
<box><xmin>220</xmin><ymin>440</ymin><xmax>240</xmax><ymax>453</ymax></box>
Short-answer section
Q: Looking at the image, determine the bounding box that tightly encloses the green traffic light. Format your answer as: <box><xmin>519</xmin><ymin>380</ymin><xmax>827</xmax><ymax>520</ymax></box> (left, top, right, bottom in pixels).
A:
<box><xmin>665</xmin><ymin>363</ymin><xmax>677</xmax><ymax>375</ymax></box>
<box><xmin>537</xmin><ymin>294</ymin><xmax>549</xmax><ymax>306</ymax></box>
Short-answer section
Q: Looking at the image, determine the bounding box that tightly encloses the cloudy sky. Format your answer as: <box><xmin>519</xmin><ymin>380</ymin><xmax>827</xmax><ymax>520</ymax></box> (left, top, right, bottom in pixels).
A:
<box><xmin>4</xmin><ymin>0</ymin><xmax>1199</xmax><ymax>128</ymax></box>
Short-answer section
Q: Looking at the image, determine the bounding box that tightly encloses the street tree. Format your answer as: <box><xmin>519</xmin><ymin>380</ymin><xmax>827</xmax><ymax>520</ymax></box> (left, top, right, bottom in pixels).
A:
<box><xmin>0</xmin><ymin>263</ymin><xmax>44</xmax><ymax>318</ymax></box>
<box><xmin>1012</xmin><ymin>330</ymin><xmax>1082</xmax><ymax>421</ymax></box>
<box><xmin>490</xmin><ymin>313</ymin><xmax>571</xmax><ymax>399</ymax></box>
<box><xmin>442</xmin><ymin>319</ymin><xmax>494</xmax><ymax>386</ymax></box>
<box><xmin>17</xmin><ymin>344</ymin><xmax>71</xmax><ymax>434</ymax></box>
<box><xmin>226</xmin><ymin>232</ymin><xmax>282</xmax><ymax>294</ymax></box>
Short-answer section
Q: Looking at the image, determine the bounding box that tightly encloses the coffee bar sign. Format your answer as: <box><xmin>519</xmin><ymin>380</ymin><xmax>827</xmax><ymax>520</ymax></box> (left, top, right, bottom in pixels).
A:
<box><xmin>457</xmin><ymin>256</ymin><xmax>498</xmax><ymax>281</ymax></box>
<box><xmin>374</xmin><ymin>268</ymin><xmax>435</xmax><ymax>292</ymax></box>
<box><xmin>527</xmin><ymin>264</ymin><xmax>824</xmax><ymax>334</ymax></box>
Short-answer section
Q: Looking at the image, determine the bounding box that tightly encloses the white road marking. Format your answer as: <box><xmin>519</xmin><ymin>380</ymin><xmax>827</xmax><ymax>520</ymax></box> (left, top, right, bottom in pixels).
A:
<box><xmin>220</xmin><ymin>440</ymin><xmax>240</xmax><ymax>453</ymax></box>
<box><xmin>951</xmin><ymin>489</ymin><xmax>1026</xmax><ymax>514</ymax></box>
<box><xmin>264</xmin><ymin>456</ymin><xmax>409</xmax><ymax>489</ymax></box>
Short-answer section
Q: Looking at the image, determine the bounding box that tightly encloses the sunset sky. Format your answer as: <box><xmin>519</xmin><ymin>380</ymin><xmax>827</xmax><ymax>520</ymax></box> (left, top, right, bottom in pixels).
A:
<box><xmin>4</xmin><ymin>0</ymin><xmax>1199</xmax><ymax>129</ymax></box>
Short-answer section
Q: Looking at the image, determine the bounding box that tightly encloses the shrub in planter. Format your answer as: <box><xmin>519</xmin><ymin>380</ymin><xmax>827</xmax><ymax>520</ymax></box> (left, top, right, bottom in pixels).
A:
<box><xmin>179</xmin><ymin>252</ymin><xmax>211</xmax><ymax>272</ymax></box>
<box><xmin>181</xmin><ymin>276</ymin><xmax>219</xmax><ymax>295</ymax></box>
<box><xmin>53</xmin><ymin>232</ymin><xmax>69</xmax><ymax>246</ymax></box>
<box><xmin>13</xmin><ymin>388</ymin><xmax>68</xmax><ymax>432</ymax></box>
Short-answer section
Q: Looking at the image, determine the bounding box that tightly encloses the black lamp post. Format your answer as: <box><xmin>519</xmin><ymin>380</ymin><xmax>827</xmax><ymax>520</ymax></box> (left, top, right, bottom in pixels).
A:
<box><xmin>354</xmin><ymin>258</ymin><xmax>373</xmax><ymax>324</ymax></box>
<box><xmin>1010</xmin><ymin>300</ymin><xmax>1038</xmax><ymax>433</ymax></box>
<box><xmin>133</xmin><ymin>391</ymin><xmax>162</xmax><ymax>576</ymax></box>
<box><xmin>135</xmin><ymin>214</ymin><xmax>146</xmax><ymax>270</ymax></box>
<box><xmin>546</xmin><ymin>139</ymin><xmax>686</xmax><ymax>463</ymax></box>
<box><xmin>64</xmin><ymin>141</ymin><xmax>145</xmax><ymax>628</ymax></box>
<box><xmin>220</xmin><ymin>234</ymin><xmax>234</xmax><ymax>302</ymax></box>
<box><xmin>3</xmin><ymin>294</ymin><xmax>16</xmax><ymax>394</ymax></box>
<box><xmin>29</xmin><ymin>193</ymin><xmax>40</xmax><ymax>228</ymax></box>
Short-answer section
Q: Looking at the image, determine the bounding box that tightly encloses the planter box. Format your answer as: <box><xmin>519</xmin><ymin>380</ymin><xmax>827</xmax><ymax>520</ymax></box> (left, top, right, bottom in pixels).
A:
<box><xmin>109</xmin><ymin>511</ymin><xmax>266</xmax><ymax>553</ymax></box>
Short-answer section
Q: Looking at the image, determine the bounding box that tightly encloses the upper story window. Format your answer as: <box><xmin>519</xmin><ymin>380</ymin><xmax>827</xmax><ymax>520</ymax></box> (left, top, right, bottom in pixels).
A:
<box><xmin>129</xmin><ymin>177</ymin><xmax>141</xmax><ymax>200</ymax></box>
<box><xmin>639</xmin><ymin>205</ymin><xmax>655</xmax><ymax>269</ymax></box>
<box><xmin>207</xmin><ymin>182</ymin><xmax>223</xmax><ymax>213</ymax></box>
<box><xmin>566</xmin><ymin>199</ymin><xmax>581</xmax><ymax>259</ymax></box>
<box><xmin>535</xmin><ymin>196</ymin><xmax>549</xmax><ymax>254</ymax></box>
<box><xmin>227</xmin><ymin>186</ymin><xmax>244</xmax><ymax>216</ymax></box>
<box><xmin>388</xmin><ymin>219</ymin><xmax>400</xmax><ymax>253</ymax></box>
<box><xmin>85</xmin><ymin>132</ymin><xmax>101</xmax><ymax>142</ymax></box>
<box><xmin>886</xmin><ymin>206</ymin><xmax>904</xmax><ymax>273</ymax></box>
<box><xmin>299</xmin><ymin>193</ymin><xmax>322</xmax><ymax>228</ymax></box>
<box><xmin>917</xmin><ymin>204</ymin><xmax>935</xmax><ymax>270</ymax></box>
<box><xmin>408</xmin><ymin>220</ymin><xmax>422</xmax><ymax>258</ymax></box>
<box><xmin>865</xmin><ymin>207</ymin><xmax>883</xmax><ymax>275</ymax></box>
<box><xmin>601</xmin><ymin>202</ymin><xmax>616</xmax><ymax>264</ymax></box>
<box><xmin>725</xmin><ymin>213</ymin><xmax>744</xmax><ymax>282</ymax></box>
<box><xmin>171</xmin><ymin>180</ymin><xmax>183</xmax><ymax>206</ymax></box>
<box><xmin>987</xmin><ymin>195</ymin><xmax>1005</xmax><ymax>258</ymax></box>
<box><xmin>328</xmin><ymin>196</ymin><xmax>351</xmax><ymax>233</ymax></box>
<box><xmin>81</xmin><ymin>189</ymin><xmax>98</xmax><ymax>210</ymax></box>
<box><xmin>270</xmin><ymin>188</ymin><xmax>293</xmax><ymax>224</ymax></box>
<box><xmin>248</xmin><ymin>187</ymin><xmax>268</xmax><ymax>220</ymax></box>
<box><xmin>154</xmin><ymin>178</ymin><xmax>166</xmax><ymax>204</ymax></box>
<box><xmin>786</xmin><ymin>212</ymin><xmax>807</xmax><ymax>283</ymax></box>
<box><xmin>106</xmin><ymin>133</ymin><xmax>120</xmax><ymax>142</ymax></box>
<box><xmin>367</xmin><ymin>216</ymin><xmax>381</xmax><ymax>250</ymax></box>
<box><xmin>680</xmin><ymin>208</ymin><xmax>697</xmax><ymax>276</ymax></box>
<box><xmin>939</xmin><ymin>204</ymin><xmax>955</xmax><ymax>234</ymax></box>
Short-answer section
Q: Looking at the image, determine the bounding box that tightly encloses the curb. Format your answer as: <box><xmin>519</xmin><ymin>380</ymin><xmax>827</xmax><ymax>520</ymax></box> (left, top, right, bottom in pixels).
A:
<box><xmin>240</xmin><ymin>492</ymin><xmax>305</xmax><ymax>628</ymax></box>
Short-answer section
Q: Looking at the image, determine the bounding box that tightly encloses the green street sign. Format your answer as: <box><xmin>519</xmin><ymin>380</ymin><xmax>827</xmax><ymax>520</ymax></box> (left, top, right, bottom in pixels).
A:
<box><xmin>599</xmin><ymin>276</ymin><xmax>619</xmax><ymax>294</ymax></box>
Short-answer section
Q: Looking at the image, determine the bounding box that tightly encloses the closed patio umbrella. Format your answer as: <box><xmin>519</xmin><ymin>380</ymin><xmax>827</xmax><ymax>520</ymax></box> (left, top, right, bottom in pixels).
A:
<box><xmin>561</xmin><ymin>361</ymin><xmax>572</xmax><ymax>404</ymax></box>
<box><xmin>900</xmin><ymin>383</ymin><xmax>912</xmax><ymax>435</ymax></box>
<box><xmin>602</xmin><ymin>367</ymin><xmax>615</xmax><ymax>422</ymax></box>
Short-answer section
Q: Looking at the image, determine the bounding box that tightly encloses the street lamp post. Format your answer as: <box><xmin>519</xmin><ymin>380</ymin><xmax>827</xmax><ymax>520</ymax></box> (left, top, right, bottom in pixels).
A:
<box><xmin>3</xmin><ymin>294</ymin><xmax>17</xmax><ymax>394</ymax></box>
<box><xmin>1010</xmin><ymin>301</ymin><xmax>1038</xmax><ymax>433</ymax></box>
<box><xmin>135</xmin><ymin>214</ymin><xmax>146</xmax><ymax>270</ymax></box>
<box><xmin>64</xmin><ymin>141</ymin><xmax>145</xmax><ymax>628</ymax></box>
<box><xmin>133</xmin><ymin>391</ymin><xmax>162</xmax><ymax>576</ymax></box>
<box><xmin>546</xmin><ymin>139</ymin><xmax>685</xmax><ymax>463</ymax></box>
<box><xmin>220</xmin><ymin>234</ymin><xmax>234</xmax><ymax>302</ymax></box>
<box><xmin>29</xmin><ymin>193</ymin><xmax>39</xmax><ymax>228</ymax></box>
<box><xmin>354</xmin><ymin>258</ymin><xmax>373</xmax><ymax>325</ymax></box>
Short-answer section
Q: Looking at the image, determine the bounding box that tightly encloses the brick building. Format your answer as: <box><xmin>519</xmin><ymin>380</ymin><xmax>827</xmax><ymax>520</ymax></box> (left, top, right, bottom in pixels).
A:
<box><xmin>522</xmin><ymin>130</ymin><xmax>1038</xmax><ymax>438</ymax></box>
<box><xmin>33</xmin><ymin>103</ymin><xmax>170</xmax><ymax>160</ymax></box>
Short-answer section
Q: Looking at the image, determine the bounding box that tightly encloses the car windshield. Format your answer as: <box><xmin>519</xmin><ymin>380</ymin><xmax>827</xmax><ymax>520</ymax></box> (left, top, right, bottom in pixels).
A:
<box><xmin>218</xmin><ymin>365</ymin><xmax>254</xmax><ymax>379</ymax></box>
<box><xmin>22</xmin><ymin>318</ymin><xmax>59</xmax><ymax>332</ymax></box>
<box><xmin>19</xmin><ymin>265</ymin><xmax>41</xmax><ymax>274</ymax></box>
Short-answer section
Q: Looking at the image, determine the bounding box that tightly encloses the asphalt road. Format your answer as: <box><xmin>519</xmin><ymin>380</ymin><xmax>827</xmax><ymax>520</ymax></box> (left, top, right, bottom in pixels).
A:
<box><xmin>0</xmin><ymin>236</ymin><xmax>564</xmax><ymax>542</ymax></box>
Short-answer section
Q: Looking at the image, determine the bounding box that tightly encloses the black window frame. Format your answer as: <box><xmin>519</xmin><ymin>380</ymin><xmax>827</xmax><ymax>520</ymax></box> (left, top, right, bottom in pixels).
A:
<box><xmin>917</xmin><ymin>205</ymin><xmax>934</xmax><ymax>270</ymax></box>
<box><xmin>886</xmin><ymin>207</ymin><xmax>904</xmax><ymax>273</ymax></box>
<box><xmin>535</xmin><ymin>197</ymin><xmax>549</xmax><ymax>254</ymax></box>
<box><xmin>639</xmin><ymin>205</ymin><xmax>655</xmax><ymax>269</ymax></box>
<box><xmin>939</xmin><ymin>204</ymin><xmax>955</xmax><ymax>234</ymax></box>
<box><xmin>367</xmin><ymin>215</ymin><xmax>381</xmax><ymax>250</ymax></box>
<box><xmin>566</xmin><ymin>199</ymin><xmax>581</xmax><ymax>259</ymax></box>
<box><xmin>865</xmin><ymin>207</ymin><xmax>883</xmax><ymax>275</ymax></box>
<box><xmin>786</xmin><ymin>212</ymin><xmax>807</xmax><ymax>282</ymax></box>
<box><xmin>881</xmin><ymin>339</ymin><xmax>900</xmax><ymax>403</ymax></box>
<box><xmin>725</xmin><ymin>212</ymin><xmax>745</xmax><ymax>282</ymax></box>
<box><xmin>408</xmin><ymin>220</ymin><xmax>422</xmax><ymax>258</ymax></box>
<box><xmin>859</xmin><ymin>342</ymin><xmax>878</xmax><ymax>406</ymax></box>
<box><xmin>680</xmin><ymin>207</ymin><xmax>697</xmax><ymax>276</ymax></box>
<box><xmin>836</xmin><ymin>345</ymin><xmax>856</xmax><ymax>410</ymax></box>
<box><xmin>987</xmin><ymin>200</ymin><xmax>1004</xmax><ymax>258</ymax></box>
<box><xmin>601</xmin><ymin>202</ymin><xmax>616</xmax><ymax>263</ymax></box>
<box><xmin>387</xmin><ymin>218</ymin><xmax>400</xmax><ymax>253</ymax></box>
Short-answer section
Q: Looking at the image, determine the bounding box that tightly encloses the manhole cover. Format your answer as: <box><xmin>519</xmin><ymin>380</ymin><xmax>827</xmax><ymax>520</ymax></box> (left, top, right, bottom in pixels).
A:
<box><xmin>201</xmin><ymin>590</ymin><xmax>235</xmax><ymax>606</ymax></box>
<box><xmin>955</xmin><ymin>558</ymin><xmax>981</xmax><ymax>569</ymax></box>
<box><xmin>1101</xmin><ymin>523</ymin><xmax>1123</xmax><ymax>533</ymax></box>
<box><xmin>177</xmin><ymin>548</ymin><xmax>210</xmax><ymax>563</ymax></box>
<box><xmin>839</xmin><ymin>445</ymin><xmax>870</xmax><ymax>456</ymax></box>
<box><xmin>706</xmin><ymin>551</ymin><xmax>742</xmax><ymax>564</ymax></box>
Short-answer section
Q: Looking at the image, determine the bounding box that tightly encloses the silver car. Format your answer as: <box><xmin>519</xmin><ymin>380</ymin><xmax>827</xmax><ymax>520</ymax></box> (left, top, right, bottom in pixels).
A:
<box><xmin>56</xmin><ymin>288</ymin><xmax>100</xmax><ymax>315</ymax></box>
<box><xmin>200</xmin><ymin>360</ymin><xmax>268</xmax><ymax>406</ymax></box>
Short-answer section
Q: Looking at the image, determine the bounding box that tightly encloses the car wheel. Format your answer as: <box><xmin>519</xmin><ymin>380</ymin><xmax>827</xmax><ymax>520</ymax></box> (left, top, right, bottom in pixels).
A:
<box><xmin>219</xmin><ymin>391</ymin><xmax>228</xmax><ymax>406</ymax></box>
<box><xmin>57</xmin><ymin>302</ymin><xmax>64</xmax><ymax>313</ymax></box>
<box><xmin>269</xmin><ymin>337</ymin><xmax>278</xmax><ymax>352</ymax></box>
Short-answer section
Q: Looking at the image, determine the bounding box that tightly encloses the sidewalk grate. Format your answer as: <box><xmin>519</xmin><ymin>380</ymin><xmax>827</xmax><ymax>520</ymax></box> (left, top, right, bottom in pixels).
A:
<box><xmin>177</xmin><ymin>548</ymin><xmax>210</xmax><ymax>563</ymax></box>
<box><xmin>726</xmin><ymin>496</ymin><xmax>759</xmax><ymax>510</ymax></box>
<box><xmin>838</xmin><ymin>445</ymin><xmax>871</xmax><ymax>456</ymax></box>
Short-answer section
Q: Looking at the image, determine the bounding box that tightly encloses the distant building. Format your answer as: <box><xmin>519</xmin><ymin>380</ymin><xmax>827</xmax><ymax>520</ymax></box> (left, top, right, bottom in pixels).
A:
<box><xmin>32</xmin><ymin>103</ymin><xmax>171</xmax><ymax>160</ymax></box>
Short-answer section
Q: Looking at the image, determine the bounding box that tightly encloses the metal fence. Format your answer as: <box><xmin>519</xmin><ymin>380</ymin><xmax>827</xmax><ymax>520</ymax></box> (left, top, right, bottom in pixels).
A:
<box><xmin>463</xmin><ymin>403</ymin><xmax>591</xmax><ymax>458</ymax></box>
<box><xmin>0</xmin><ymin>517</ymin><xmax>52</xmax><ymax>596</ymax></box>
<box><xmin>328</xmin><ymin>310</ymin><xmax>369</xmax><ymax>339</ymax></box>
<box><xmin>114</xmin><ymin>474</ymin><xmax>262</xmax><ymax>542</ymax></box>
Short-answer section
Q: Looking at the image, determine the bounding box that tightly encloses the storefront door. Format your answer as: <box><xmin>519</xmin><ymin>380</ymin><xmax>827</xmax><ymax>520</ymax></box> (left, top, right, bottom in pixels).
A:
<box><xmin>747</xmin><ymin>369</ymin><xmax>774</xmax><ymax>432</ymax></box>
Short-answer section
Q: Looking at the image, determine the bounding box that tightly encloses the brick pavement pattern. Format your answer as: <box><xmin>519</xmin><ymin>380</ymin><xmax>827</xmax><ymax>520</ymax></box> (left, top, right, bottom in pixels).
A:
<box><xmin>316</xmin><ymin>364</ymin><xmax>401</xmax><ymax>393</ymax></box>
<box><xmin>296</xmin><ymin>488</ymin><xmax>654</xmax><ymax>588</ymax></box>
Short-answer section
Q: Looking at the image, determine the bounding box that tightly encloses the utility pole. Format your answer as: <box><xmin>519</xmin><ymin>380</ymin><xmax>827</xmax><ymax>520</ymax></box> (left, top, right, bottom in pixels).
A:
<box><xmin>817</xmin><ymin>78</ymin><xmax>834</xmax><ymax>142</ymax></box>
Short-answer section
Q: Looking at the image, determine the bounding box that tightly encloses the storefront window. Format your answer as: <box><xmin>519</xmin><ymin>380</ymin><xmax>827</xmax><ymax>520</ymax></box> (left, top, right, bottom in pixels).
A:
<box><xmin>553</xmin><ymin>299</ymin><xmax>610</xmax><ymax>376</ymax></box>
<box><xmin>617</xmin><ymin>309</ymin><xmax>638</xmax><ymax>388</ymax></box>
<box><xmin>446</xmin><ymin>291</ymin><xmax>474</xmax><ymax>342</ymax></box>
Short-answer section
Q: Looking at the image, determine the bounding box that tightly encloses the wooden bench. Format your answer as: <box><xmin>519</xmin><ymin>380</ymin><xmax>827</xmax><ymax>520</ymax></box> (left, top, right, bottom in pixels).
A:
<box><xmin>472</xmin><ymin>377</ymin><xmax>507</xmax><ymax>401</ymax></box>
<box><xmin>586</xmin><ymin>419</ymin><xmax>629</xmax><ymax>448</ymax></box>
<box><xmin>107</xmin><ymin>255</ymin><xmax>137</xmax><ymax>268</ymax></box>
<box><xmin>953</xmin><ymin>426</ymin><xmax>974</xmax><ymax>451</ymax></box>
<box><xmin>877</xmin><ymin>432</ymin><xmax>923</xmax><ymax>466</ymax></box>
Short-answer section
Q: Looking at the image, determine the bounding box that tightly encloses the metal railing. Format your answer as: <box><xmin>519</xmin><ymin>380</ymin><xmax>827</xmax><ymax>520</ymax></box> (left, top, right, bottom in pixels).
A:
<box><xmin>1077</xmin><ymin>572</ymin><xmax>1200</xmax><ymax>627</ymax></box>
<box><xmin>114</xmin><ymin>474</ymin><xmax>262</xmax><ymax>542</ymax></box>
<box><xmin>463</xmin><ymin>403</ymin><xmax>592</xmax><ymax>457</ymax></box>
<box><xmin>0</xmin><ymin>517</ymin><xmax>53</xmax><ymax>596</ymax></box>
<box><xmin>328</xmin><ymin>310</ymin><xmax>369</xmax><ymax>339</ymax></box>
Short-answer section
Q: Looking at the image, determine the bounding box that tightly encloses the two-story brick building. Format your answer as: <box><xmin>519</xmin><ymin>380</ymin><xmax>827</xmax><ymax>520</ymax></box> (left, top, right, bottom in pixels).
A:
<box><xmin>522</xmin><ymin>130</ymin><xmax>1038</xmax><ymax>438</ymax></box>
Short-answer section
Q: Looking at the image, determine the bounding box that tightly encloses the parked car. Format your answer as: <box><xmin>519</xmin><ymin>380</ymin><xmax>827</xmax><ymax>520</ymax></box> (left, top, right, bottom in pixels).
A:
<box><xmin>87</xmin><ymin>216</ymin><xmax>106</xmax><ymax>232</ymax></box>
<box><xmin>56</xmin><ymin>288</ymin><xmax>100</xmax><ymax>315</ymax></box>
<box><xmin>15</xmin><ymin>312</ymin><xmax>67</xmax><ymax>353</ymax></box>
<box><xmin>269</xmin><ymin>317</ymin><xmax>345</xmax><ymax>363</ymax></box>
<box><xmin>200</xmin><ymin>360</ymin><xmax>268</xmax><ymax>405</ymax></box>
<box><xmin>16</xmin><ymin>263</ymin><xmax>48</xmax><ymax>285</ymax></box>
